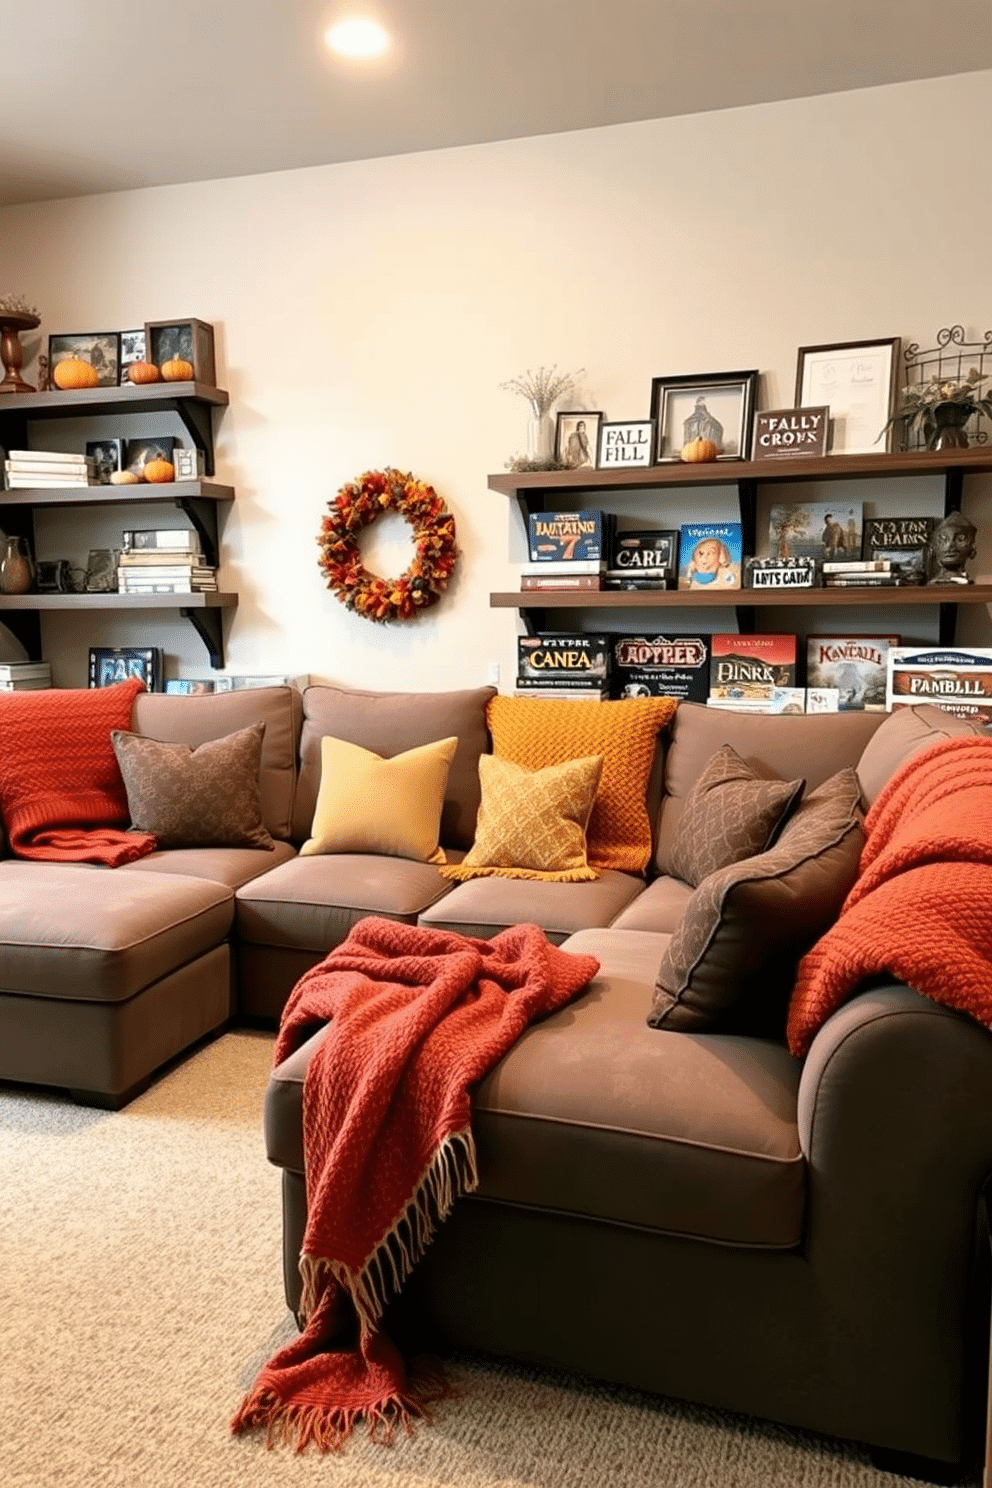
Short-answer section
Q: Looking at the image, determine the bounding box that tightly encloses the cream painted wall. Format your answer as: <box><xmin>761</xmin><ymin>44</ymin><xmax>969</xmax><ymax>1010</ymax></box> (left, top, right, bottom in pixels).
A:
<box><xmin>1</xmin><ymin>70</ymin><xmax>990</xmax><ymax>690</ymax></box>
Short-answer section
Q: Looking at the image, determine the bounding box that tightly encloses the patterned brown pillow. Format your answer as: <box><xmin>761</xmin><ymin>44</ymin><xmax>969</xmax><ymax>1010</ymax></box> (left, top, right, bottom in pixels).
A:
<box><xmin>110</xmin><ymin>722</ymin><xmax>274</xmax><ymax>850</ymax></box>
<box><xmin>650</xmin><ymin>767</ymin><xmax>864</xmax><ymax>1035</ymax></box>
<box><xmin>668</xmin><ymin>743</ymin><xmax>804</xmax><ymax>887</ymax></box>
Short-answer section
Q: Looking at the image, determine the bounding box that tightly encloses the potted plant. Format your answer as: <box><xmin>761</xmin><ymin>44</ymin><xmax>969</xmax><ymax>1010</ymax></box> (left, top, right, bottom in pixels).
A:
<box><xmin>879</xmin><ymin>367</ymin><xmax>992</xmax><ymax>451</ymax></box>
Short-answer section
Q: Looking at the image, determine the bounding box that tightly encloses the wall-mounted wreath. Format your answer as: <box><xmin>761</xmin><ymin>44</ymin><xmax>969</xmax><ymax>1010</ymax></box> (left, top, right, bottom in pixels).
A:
<box><xmin>317</xmin><ymin>468</ymin><xmax>458</xmax><ymax>623</ymax></box>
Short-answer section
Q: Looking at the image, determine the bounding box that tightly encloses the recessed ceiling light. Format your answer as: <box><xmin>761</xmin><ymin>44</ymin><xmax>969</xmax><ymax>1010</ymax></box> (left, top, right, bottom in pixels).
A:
<box><xmin>325</xmin><ymin>17</ymin><xmax>390</xmax><ymax>59</ymax></box>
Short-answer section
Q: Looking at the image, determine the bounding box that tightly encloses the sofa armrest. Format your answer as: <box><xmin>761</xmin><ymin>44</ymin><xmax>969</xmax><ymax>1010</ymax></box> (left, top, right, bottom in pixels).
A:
<box><xmin>796</xmin><ymin>983</ymin><xmax>992</xmax><ymax>1460</ymax></box>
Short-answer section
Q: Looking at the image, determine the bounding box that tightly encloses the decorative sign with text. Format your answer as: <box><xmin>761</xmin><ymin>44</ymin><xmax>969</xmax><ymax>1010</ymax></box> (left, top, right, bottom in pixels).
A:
<box><xmin>752</xmin><ymin>406</ymin><xmax>829</xmax><ymax>460</ymax></box>
<box><xmin>597</xmin><ymin>420</ymin><xmax>655</xmax><ymax>469</ymax></box>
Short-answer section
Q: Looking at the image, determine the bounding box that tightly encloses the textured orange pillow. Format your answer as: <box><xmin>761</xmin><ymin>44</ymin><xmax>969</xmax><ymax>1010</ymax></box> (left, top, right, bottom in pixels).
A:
<box><xmin>486</xmin><ymin>694</ymin><xmax>678</xmax><ymax>872</ymax></box>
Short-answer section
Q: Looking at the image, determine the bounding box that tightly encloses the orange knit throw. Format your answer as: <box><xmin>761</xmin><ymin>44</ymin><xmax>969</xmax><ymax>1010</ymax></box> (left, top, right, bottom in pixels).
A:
<box><xmin>231</xmin><ymin>915</ymin><xmax>599</xmax><ymax>1453</ymax></box>
<box><xmin>787</xmin><ymin>735</ymin><xmax>992</xmax><ymax>1057</ymax></box>
<box><xmin>0</xmin><ymin>676</ymin><xmax>156</xmax><ymax>865</ymax></box>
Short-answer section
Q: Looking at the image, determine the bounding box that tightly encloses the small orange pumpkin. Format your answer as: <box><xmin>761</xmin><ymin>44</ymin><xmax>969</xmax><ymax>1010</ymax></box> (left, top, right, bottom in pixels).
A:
<box><xmin>52</xmin><ymin>356</ymin><xmax>99</xmax><ymax>390</ymax></box>
<box><xmin>680</xmin><ymin>437</ymin><xmax>719</xmax><ymax>464</ymax></box>
<box><xmin>127</xmin><ymin>360</ymin><xmax>160</xmax><ymax>384</ymax></box>
<box><xmin>160</xmin><ymin>355</ymin><xmax>194</xmax><ymax>382</ymax></box>
<box><xmin>143</xmin><ymin>458</ymin><xmax>175</xmax><ymax>484</ymax></box>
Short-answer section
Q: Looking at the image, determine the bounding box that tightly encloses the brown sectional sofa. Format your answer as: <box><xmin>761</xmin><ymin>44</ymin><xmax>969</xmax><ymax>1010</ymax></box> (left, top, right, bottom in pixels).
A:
<box><xmin>2</xmin><ymin>679</ymin><xmax>991</xmax><ymax>1479</ymax></box>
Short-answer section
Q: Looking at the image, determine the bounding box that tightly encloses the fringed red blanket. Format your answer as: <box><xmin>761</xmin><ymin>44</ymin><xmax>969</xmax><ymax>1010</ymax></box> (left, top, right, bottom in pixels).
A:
<box><xmin>0</xmin><ymin>675</ymin><xmax>155</xmax><ymax>865</ymax></box>
<box><xmin>231</xmin><ymin>915</ymin><xmax>599</xmax><ymax>1453</ymax></box>
<box><xmin>787</xmin><ymin>735</ymin><xmax>992</xmax><ymax>1056</ymax></box>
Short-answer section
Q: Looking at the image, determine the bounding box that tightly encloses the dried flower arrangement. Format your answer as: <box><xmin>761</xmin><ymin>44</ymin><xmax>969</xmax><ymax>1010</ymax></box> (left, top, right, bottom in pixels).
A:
<box><xmin>879</xmin><ymin>367</ymin><xmax>992</xmax><ymax>446</ymax></box>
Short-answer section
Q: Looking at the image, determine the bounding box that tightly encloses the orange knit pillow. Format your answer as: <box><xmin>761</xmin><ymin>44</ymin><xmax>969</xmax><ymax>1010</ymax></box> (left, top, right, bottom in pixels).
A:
<box><xmin>486</xmin><ymin>694</ymin><xmax>678</xmax><ymax>872</ymax></box>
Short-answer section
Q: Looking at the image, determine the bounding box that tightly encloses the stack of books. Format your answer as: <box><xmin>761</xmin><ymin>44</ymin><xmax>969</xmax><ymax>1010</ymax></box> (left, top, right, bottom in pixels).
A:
<box><xmin>515</xmin><ymin>634</ymin><xmax>611</xmax><ymax>700</ymax></box>
<box><xmin>0</xmin><ymin>660</ymin><xmax>52</xmax><ymax>692</ymax></box>
<box><xmin>521</xmin><ymin>510</ymin><xmax>612</xmax><ymax>591</ymax></box>
<box><xmin>821</xmin><ymin>559</ymin><xmax>906</xmax><ymax>588</ymax></box>
<box><xmin>117</xmin><ymin>550</ymin><xmax>218</xmax><ymax>593</ymax></box>
<box><xmin>3</xmin><ymin>449</ymin><xmax>93</xmax><ymax>488</ymax></box>
<box><xmin>118</xmin><ymin>527</ymin><xmax>217</xmax><ymax>594</ymax></box>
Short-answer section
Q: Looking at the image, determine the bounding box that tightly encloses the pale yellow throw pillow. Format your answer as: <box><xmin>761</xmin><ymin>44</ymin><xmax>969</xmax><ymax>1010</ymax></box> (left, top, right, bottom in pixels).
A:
<box><xmin>300</xmin><ymin>734</ymin><xmax>458</xmax><ymax>862</ymax></box>
<box><xmin>441</xmin><ymin>752</ymin><xmax>603</xmax><ymax>882</ymax></box>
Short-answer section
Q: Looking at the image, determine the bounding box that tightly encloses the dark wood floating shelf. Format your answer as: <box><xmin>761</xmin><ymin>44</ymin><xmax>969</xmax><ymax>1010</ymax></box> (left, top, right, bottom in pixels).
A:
<box><xmin>488</xmin><ymin>446</ymin><xmax>992</xmax><ymax>496</ymax></box>
<box><xmin>0</xmin><ymin>381</ymin><xmax>229</xmax><ymax>417</ymax></box>
<box><xmin>0</xmin><ymin>480</ymin><xmax>234</xmax><ymax>508</ymax></box>
<box><xmin>0</xmin><ymin>591</ymin><xmax>236</xmax><ymax>671</ymax></box>
<box><xmin>491</xmin><ymin>586</ymin><xmax>992</xmax><ymax>610</ymax></box>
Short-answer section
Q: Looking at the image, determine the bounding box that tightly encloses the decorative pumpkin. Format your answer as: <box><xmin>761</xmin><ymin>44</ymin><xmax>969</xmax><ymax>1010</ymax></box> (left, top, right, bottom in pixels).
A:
<box><xmin>109</xmin><ymin>470</ymin><xmax>140</xmax><ymax>485</ymax></box>
<box><xmin>143</xmin><ymin>458</ymin><xmax>175</xmax><ymax>484</ymax></box>
<box><xmin>52</xmin><ymin>357</ymin><xmax>99</xmax><ymax>391</ymax></box>
<box><xmin>680</xmin><ymin>437</ymin><xmax>719</xmax><ymax>464</ymax></box>
<box><xmin>127</xmin><ymin>360</ymin><xmax>160</xmax><ymax>384</ymax></box>
<box><xmin>160</xmin><ymin>355</ymin><xmax>194</xmax><ymax>382</ymax></box>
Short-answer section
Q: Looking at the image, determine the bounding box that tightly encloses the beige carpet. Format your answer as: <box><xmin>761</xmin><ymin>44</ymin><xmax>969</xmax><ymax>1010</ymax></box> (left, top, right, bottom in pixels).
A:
<box><xmin>0</xmin><ymin>1030</ymin><xmax>979</xmax><ymax>1488</ymax></box>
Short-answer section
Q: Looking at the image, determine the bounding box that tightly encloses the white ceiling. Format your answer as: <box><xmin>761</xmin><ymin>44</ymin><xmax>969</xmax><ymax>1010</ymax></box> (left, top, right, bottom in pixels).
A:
<box><xmin>1</xmin><ymin>0</ymin><xmax>989</xmax><ymax>207</ymax></box>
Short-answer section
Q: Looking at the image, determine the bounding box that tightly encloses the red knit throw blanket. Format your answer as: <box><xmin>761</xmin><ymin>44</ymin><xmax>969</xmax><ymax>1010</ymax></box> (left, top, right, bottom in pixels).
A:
<box><xmin>231</xmin><ymin>915</ymin><xmax>599</xmax><ymax>1453</ymax></box>
<box><xmin>787</xmin><ymin>735</ymin><xmax>992</xmax><ymax>1056</ymax></box>
<box><xmin>0</xmin><ymin>675</ymin><xmax>155</xmax><ymax>865</ymax></box>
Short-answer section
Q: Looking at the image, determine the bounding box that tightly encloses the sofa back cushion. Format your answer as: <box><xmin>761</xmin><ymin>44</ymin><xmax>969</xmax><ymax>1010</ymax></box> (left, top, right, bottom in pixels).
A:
<box><xmin>131</xmin><ymin>685</ymin><xmax>302</xmax><ymax>842</ymax></box>
<box><xmin>294</xmin><ymin>684</ymin><xmax>496</xmax><ymax>849</ymax></box>
<box><xmin>856</xmin><ymin>702</ymin><xmax>986</xmax><ymax>806</ymax></box>
<box><xmin>655</xmin><ymin>702</ymin><xmax>883</xmax><ymax>876</ymax></box>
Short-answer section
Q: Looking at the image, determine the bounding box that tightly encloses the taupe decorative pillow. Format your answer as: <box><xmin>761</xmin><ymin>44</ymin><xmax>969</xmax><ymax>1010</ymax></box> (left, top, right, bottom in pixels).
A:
<box><xmin>110</xmin><ymin>722</ymin><xmax>274</xmax><ymax>850</ymax></box>
<box><xmin>668</xmin><ymin>743</ymin><xmax>805</xmax><ymax>887</ymax></box>
<box><xmin>650</xmin><ymin>767</ymin><xmax>864</xmax><ymax>1036</ymax></box>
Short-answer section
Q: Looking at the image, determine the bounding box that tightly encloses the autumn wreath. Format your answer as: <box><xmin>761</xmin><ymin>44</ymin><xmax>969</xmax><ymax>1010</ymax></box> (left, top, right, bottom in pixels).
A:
<box><xmin>317</xmin><ymin>468</ymin><xmax>458</xmax><ymax>623</ymax></box>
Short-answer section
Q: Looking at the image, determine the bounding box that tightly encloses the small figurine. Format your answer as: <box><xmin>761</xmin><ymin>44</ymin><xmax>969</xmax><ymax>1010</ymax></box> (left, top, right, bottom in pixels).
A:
<box><xmin>925</xmin><ymin>510</ymin><xmax>977</xmax><ymax>585</ymax></box>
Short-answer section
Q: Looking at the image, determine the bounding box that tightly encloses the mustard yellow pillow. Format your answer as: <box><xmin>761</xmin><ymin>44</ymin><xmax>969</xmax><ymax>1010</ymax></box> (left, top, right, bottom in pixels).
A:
<box><xmin>440</xmin><ymin>752</ymin><xmax>603</xmax><ymax>882</ymax></box>
<box><xmin>300</xmin><ymin>734</ymin><xmax>458</xmax><ymax>862</ymax></box>
<box><xmin>485</xmin><ymin>695</ymin><xmax>678</xmax><ymax>873</ymax></box>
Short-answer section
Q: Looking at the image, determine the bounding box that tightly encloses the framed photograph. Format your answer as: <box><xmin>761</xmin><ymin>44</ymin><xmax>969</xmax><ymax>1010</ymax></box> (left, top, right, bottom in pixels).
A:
<box><xmin>86</xmin><ymin>438</ymin><xmax>125</xmax><ymax>485</ymax></box>
<box><xmin>88</xmin><ymin>646</ymin><xmax>162</xmax><ymax>691</ymax></box>
<box><xmin>118</xmin><ymin>328</ymin><xmax>146</xmax><ymax>384</ymax></box>
<box><xmin>650</xmin><ymin>371</ymin><xmax>758</xmax><ymax>462</ymax></box>
<box><xmin>124</xmin><ymin>435</ymin><xmax>176</xmax><ymax>478</ymax></box>
<box><xmin>598</xmin><ymin>420</ymin><xmax>655</xmax><ymax>469</ymax></box>
<box><xmin>794</xmin><ymin>337</ymin><xmax>901</xmax><ymax>455</ymax></box>
<box><xmin>84</xmin><ymin>548</ymin><xmax>120</xmax><ymax>593</ymax></box>
<box><xmin>144</xmin><ymin>318</ymin><xmax>215</xmax><ymax>384</ymax></box>
<box><xmin>48</xmin><ymin>331</ymin><xmax>121</xmax><ymax>388</ymax></box>
<box><xmin>173</xmin><ymin>447</ymin><xmax>204</xmax><ymax>481</ymax></box>
<box><xmin>555</xmin><ymin>411</ymin><xmax>601</xmax><ymax>470</ymax></box>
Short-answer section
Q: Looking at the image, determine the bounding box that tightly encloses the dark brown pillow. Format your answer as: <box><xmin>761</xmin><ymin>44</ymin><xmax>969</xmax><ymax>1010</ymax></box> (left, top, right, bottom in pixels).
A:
<box><xmin>650</xmin><ymin>767</ymin><xmax>864</xmax><ymax>1035</ymax></box>
<box><xmin>668</xmin><ymin>743</ymin><xmax>805</xmax><ymax>887</ymax></box>
<box><xmin>110</xmin><ymin>722</ymin><xmax>274</xmax><ymax>850</ymax></box>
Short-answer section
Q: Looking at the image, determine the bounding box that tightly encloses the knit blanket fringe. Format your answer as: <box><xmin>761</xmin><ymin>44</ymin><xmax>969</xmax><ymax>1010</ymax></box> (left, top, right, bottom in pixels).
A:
<box><xmin>231</xmin><ymin>916</ymin><xmax>599</xmax><ymax>1454</ymax></box>
<box><xmin>440</xmin><ymin>862</ymin><xmax>599</xmax><ymax>882</ymax></box>
<box><xmin>299</xmin><ymin>1127</ymin><xmax>479</xmax><ymax>1336</ymax></box>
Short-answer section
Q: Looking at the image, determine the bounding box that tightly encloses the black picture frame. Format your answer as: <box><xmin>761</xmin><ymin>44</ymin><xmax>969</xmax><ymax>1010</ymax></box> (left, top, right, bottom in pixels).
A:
<box><xmin>554</xmin><ymin>410</ymin><xmax>602</xmax><ymax>470</ymax></box>
<box><xmin>88</xmin><ymin>646</ymin><xmax>162</xmax><ymax>691</ymax></box>
<box><xmin>143</xmin><ymin>318</ymin><xmax>215</xmax><ymax>384</ymax></box>
<box><xmin>48</xmin><ymin>331</ymin><xmax>121</xmax><ymax>388</ymax></box>
<box><xmin>124</xmin><ymin>435</ymin><xmax>176</xmax><ymax>478</ymax></box>
<box><xmin>86</xmin><ymin>438</ymin><xmax>125</xmax><ymax>485</ymax></box>
<box><xmin>650</xmin><ymin>370</ymin><xmax>759</xmax><ymax>462</ymax></box>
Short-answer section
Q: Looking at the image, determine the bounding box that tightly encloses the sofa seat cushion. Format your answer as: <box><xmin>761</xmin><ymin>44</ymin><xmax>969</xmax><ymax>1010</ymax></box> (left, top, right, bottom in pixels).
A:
<box><xmin>0</xmin><ymin>861</ymin><xmax>233</xmax><ymax>1001</ymax></box>
<box><xmin>234</xmin><ymin>852</ymin><xmax>455</xmax><ymax>954</ymax></box>
<box><xmin>265</xmin><ymin>925</ymin><xmax>804</xmax><ymax>1248</ymax></box>
<box><xmin>610</xmin><ymin>874</ymin><xmax>695</xmax><ymax>934</ymax></box>
<box><xmin>118</xmin><ymin>838</ymin><xmax>297</xmax><ymax>889</ymax></box>
<box><xmin>417</xmin><ymin>869</ymin><xmax>646</xmax><ymax>944</ymax></box>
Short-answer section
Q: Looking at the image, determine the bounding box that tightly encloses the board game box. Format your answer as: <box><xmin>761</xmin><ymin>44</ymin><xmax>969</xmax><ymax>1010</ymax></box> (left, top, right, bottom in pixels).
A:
<box><xmin>611</xmin><ymin>633</ymin><xmax>710</xmax><ymax>703</ymax></box>
<box><xmin>886</xmin><ymin>646</ymin><xmax>992</xmax><ymax>724</ymax></box>
<box><xmin>709</xmin><ymin>633</ymin><xmax>797</xmax><ymax>700</ymax></box>
<box><xmin>527</xmin><ymin>510</ymin><xmax>613</xmax><ymax>563</ymax></box>
<box><xmin>678</xmin><ymin>522</ymin><xmax>742</xmax><ymax>591</ymax></box>
<box><xmin>806</xmin><ymin>634</ymin><xmax>899</xmax><ymax>711</ymax></box>
<box><xmin>517</xmin><ymin>633</ymin><xmax>611</xmax><ymax>687</ymax></box>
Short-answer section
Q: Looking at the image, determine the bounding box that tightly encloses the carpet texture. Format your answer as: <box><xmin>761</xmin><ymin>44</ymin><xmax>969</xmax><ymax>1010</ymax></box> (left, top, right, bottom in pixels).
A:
<box><xmin>0</xmin><ymin>1030</ymin><xmax>980</xmax><ymax>1488</ymax></box>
